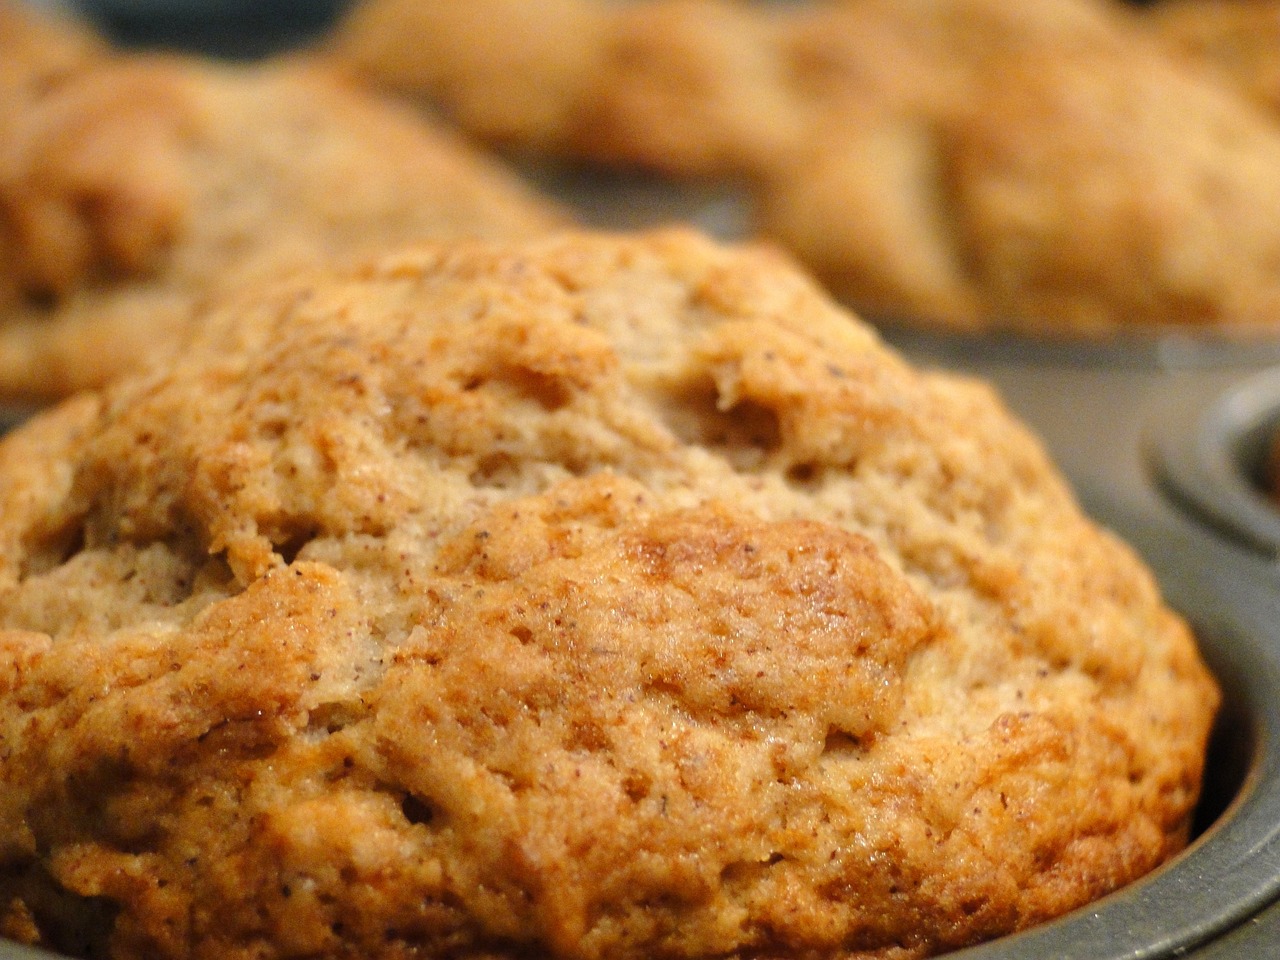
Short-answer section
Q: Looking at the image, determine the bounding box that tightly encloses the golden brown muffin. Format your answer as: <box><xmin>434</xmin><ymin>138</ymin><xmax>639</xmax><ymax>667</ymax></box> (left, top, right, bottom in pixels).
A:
<box><xmin>1144</xmin><ymin>0</ymin><xmax>1280</xmax><ymax>119</ymax></box>
<box><xmin>0</xmin><ymin>0</ymin><xmax>104</xmax><ymax>98</ymax></box>
<box><xmin>0</xmin><ymin>0</ymin><xmax>108</xmax><ymax>314</ymax></box>
<box><xmin>0</xmin><ymin>4</ymin><xmax>567</xmax><ymax>406</ymax></box>
<box><xmin>0</xmin><ymin>229</ymin><xmax>1219</xmax><ymax>960</ymax></box>
<box><xmin>330</xmin><ymin>0</ymin><xmax>1280</xmax><ymax>334</ymax></box>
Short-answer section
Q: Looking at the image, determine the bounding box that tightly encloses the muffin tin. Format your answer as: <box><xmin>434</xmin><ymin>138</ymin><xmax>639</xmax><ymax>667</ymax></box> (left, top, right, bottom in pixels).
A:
<box><xmin>1153</xmin><ymin>364</ymin><xmax>1280</xmax><ymax>559</ymax></box>
<box><xmin>7</xmin><ymin>1</ymin><xmax>1280</xmax><ymax>957</ymax></box>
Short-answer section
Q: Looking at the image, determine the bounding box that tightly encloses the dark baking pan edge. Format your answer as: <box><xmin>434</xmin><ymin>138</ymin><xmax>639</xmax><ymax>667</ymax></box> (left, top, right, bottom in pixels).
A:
<box><xmin>1153</xmin><ymin>365</ymin><xmax>1280</xmax><ymax>559</ymax></box>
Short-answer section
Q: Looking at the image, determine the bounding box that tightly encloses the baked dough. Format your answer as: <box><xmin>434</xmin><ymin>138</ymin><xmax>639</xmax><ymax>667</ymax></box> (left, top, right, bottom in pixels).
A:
<box><xmin>330</xmin><ymin>0</ymin><xmax>1280</xmax><ymax>333</ymax></box>
<box><xmin>1144</xmin><ymin>0</ymin><xmax>1280</xmax><ymax>120</ymax></box>
<box><xmin>0</xmin><ymin>229</ymin><xmax>1219</xmax><ymax>959</ymax></box>
<box><xmin>0</xmin><ymin>2</ymin><xmax>567</xmax><ymax>404</ymax></box>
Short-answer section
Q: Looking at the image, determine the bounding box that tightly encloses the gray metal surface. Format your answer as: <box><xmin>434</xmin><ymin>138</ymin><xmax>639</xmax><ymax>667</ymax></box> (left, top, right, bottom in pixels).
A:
<box><xmin>1154</xmin><ymin>366</ymin><xmax>1280</xmax><ymax>559</ymax></box>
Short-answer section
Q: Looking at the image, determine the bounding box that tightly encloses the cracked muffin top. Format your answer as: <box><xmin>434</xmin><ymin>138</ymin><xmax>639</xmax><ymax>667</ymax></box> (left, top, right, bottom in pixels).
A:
<box><xmin>0</xmin><ymin>229</ymin><xmax>1218</xmax><ymax>960</ymax></box>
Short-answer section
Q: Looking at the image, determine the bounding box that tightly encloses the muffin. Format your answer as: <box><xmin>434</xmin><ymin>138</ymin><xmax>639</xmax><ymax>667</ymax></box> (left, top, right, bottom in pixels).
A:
<box><xmin>330</xmin><ymin>0</ymin><xmax>1280</xmax><ymax>334</ymax></box>
<box><xmin>0</xmin><ymin>0</ymin><xmax>104</xmax><ymax>100</ymax></box>
<box><xmin>0</xmin><ymin>1</ymin><xmax>567</xmax><ymax>405</ymax></box>
<box><xmin>1144</xmin><ymin>0</ymin><xmax>1280</xmax><ymax>120</ymax></box>
<box><xmin>0</xmin><ymin>229</ymin><xmax>1219</xmax><ymax>960</ymax></box>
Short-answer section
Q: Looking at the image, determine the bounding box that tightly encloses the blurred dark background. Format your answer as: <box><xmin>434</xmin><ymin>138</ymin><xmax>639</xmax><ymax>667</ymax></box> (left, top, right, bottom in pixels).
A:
<box><xmin>61</xmin><ymin>0</ymin><xmax>354</xmax><ymax>58</ymax></box>
<box><xmin>55</xmin><ymin>0</ymin><xmax>1163</xmax><ymax>61</ymax></box>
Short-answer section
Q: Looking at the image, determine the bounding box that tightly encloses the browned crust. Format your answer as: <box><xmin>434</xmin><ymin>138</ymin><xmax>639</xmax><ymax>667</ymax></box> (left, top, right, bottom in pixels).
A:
<box><xmin>329</xmin><ymin>0</ymin><xmax>1280</xmax><ymax>334</ymax></box>
<box><xmin>0</xmin><ymin>228</ymin><xmax>1219</xmax><ymax>959</ymax></box>
<box><xmin>1144</xmin><ymin>0</ymin><xmax>1280</xmax><ymax>120</ymax></box>
<box><xmin>0</xmin><ymin>3</ymin><xmax>568</xmax><ymax>404</ymax></box>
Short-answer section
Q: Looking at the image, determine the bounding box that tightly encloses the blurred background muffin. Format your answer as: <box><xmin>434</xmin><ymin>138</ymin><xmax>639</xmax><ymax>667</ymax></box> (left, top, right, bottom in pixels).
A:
<box><xmin>324</xmin><ymin>0</ymin><xmax>1280</xmax><ymax>337</ymax></box>
<box><xmin>0</xmin><ymin>0</ymin><xmax>568</xmax><ymax>406</ymax></box>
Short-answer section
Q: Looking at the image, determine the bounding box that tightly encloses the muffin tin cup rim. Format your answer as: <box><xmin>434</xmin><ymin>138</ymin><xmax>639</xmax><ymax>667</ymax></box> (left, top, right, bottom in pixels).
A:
<box><xmin>1151</xmin><ymin>365</ymin><xmax>1280</xmax><ymax>558</ymax></box>
<box><xmin>883</xmin><ymin>325</ymin><xmax>1280</xmax><ymax>373</ymax></box>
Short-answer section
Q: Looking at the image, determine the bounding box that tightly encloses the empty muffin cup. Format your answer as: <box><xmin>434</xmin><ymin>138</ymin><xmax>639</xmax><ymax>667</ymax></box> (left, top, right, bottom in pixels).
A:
<box><xmin>1152</xmin><ymin>364</ymin><xmax>1280</xmax><ymax>558</ymax></box>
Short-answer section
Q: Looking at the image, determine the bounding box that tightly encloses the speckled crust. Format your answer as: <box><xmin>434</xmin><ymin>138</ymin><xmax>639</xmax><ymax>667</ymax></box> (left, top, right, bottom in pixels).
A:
<box><xmin>0</xmin><ymin>5</ymin><xmax>567</xmax><ymax>405</ymax></box>
<box><xmin>331</xmin><ymin>0</ymin><xmax>1280</xmax><ymax>333</ymax></box>
<box><xmin>0</xmin><ymin>229</ymin><xmax>1218</xmax><ymax>960</ymax></box>
<box><xmin>1144</xmin><ymin>0</ymin><xmax>1280</xmax><ymax>120</ymax></box>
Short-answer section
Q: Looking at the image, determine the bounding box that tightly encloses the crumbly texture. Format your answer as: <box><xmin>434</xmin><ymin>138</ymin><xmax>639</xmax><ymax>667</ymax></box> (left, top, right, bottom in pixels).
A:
<box><xmin>0</xmin><ymin>229</ymin><xmax>1219</xmax><ymax>960</ymax></box>
<box><xmin>330</xmin><ymin>0</ymin><xmax>1280</xmax><ymax>333</ymax></box>
<box><xmin>1144</xmin><ymin>0</ymin><xmax>1280</xmax><ymax>120</ymax></box>
<box><xmin>0</xmin><ymin>4</ymin><xmax>567</xmax><ymax>405</ymax></box>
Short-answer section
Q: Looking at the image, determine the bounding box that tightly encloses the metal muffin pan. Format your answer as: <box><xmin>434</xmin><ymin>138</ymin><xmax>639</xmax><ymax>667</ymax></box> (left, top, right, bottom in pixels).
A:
<box><xmin>1153</xmin><ymin>365</ymin><xmax>1280</xmax><ymax>560</ymax></box>
<box><xmin>7</xmin><ymin>0</ymin><xmax>1280</xmax><ymax>955</ymax></box>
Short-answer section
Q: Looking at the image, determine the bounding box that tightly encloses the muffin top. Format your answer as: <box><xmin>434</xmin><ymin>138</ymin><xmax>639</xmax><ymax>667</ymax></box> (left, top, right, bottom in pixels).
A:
<box><xmin>0</xmin><ymin>2</ymin><xmax>566</xmax><ymax>404</ymax></box>
<box><xmin>1145</xmin><ymin>0</ymin><xmax>1280</xmax><ymax>120</ymax></box>
<box><xmin>0</xmin><ymin>229</ymin><xmax>1218</xmax><ymax>960</ymax></box>
<box><xmin>331</xmin><ymin>0</ymin><xmax>1280</xmax><ymax>334</ymax></box>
